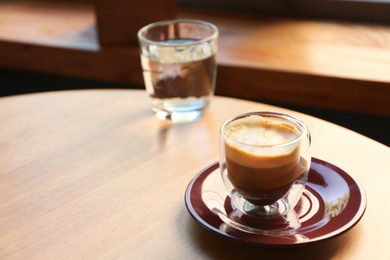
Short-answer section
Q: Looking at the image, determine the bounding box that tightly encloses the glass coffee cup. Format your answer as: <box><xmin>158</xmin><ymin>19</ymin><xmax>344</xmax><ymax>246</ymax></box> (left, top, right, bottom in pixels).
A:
<box><xmin>219</xmin><ymin>112</ymin><xmax>311</xmax><ymax>218</ymax></box>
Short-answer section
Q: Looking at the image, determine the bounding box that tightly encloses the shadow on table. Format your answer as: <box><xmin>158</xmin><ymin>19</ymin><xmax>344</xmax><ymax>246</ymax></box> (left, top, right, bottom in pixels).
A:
<box><xmin>180</xmin><ymin>207</ymin><xmax>359</xmax><ymax>260</ymax></box>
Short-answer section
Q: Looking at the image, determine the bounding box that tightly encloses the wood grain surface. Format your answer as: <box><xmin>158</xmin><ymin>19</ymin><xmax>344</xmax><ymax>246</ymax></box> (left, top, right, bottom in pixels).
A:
<box><xmin>0</xmin><ymin>89</ymin><xmax>389</xmax><ymax>259</ymax></box>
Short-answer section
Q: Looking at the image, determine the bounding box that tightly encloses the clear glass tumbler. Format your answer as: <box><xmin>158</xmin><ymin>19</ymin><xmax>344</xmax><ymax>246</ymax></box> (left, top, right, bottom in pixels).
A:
<box><xmin>138</xmin><ymin>19</ymin><xmax>218</xmax><ymax>123</ymax></box>
<box><xmin>219</xmin><ymin>112</ymin><xmax>311</xmax><ymax>218</ymax></box>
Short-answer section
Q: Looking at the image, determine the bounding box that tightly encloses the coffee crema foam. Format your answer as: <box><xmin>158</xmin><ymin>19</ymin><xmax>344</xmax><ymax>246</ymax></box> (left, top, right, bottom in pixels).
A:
<box><xmin>224</xmin><ymin>115</ymin><xmax>301</xmax><ymax>169</ymax></box>
<box><xmin>223</xmin><ymin>114</ymin><xmax>308</xmax><ymax>205</ymax></box>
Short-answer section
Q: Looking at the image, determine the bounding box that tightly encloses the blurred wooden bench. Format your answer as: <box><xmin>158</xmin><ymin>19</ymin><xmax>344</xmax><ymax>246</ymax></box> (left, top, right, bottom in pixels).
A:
<box><xmin>0</xmin><ymin>0</ymin><xmax>389</xmax><ymax>116</ymax></box>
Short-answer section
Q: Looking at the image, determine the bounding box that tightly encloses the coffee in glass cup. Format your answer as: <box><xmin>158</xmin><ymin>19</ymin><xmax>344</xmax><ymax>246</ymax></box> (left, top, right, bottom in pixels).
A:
<box><xmin>219</xmin><ymin>112</ymin><xmax>311</xmax><ymax>217</ymax></box>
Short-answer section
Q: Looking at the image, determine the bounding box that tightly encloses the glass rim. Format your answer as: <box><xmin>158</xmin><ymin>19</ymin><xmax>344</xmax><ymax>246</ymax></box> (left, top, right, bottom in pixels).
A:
<box><xmin>137</xmin><ymin>19</ymin><xmax>219</xmax><ymax>46</ymax></box>
<box><xmin>220</xmin><ymin>111</ymin><xmax>309</xmax><ymax>148</ymax></box>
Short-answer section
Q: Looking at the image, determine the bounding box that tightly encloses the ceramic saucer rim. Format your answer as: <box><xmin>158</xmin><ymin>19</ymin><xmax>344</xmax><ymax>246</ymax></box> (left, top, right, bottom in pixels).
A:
<box><xmin>185</xmin><ymin>158</ymin><xmax>367</xmax><ymax>246</ymax></box>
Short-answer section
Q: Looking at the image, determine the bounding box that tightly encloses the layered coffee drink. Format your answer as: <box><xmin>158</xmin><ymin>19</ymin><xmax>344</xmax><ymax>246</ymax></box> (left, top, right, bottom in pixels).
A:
<box><xmin>222</xmin><ymin>114</ymin><xmax>308</xmax><ymax>206</ymax></box>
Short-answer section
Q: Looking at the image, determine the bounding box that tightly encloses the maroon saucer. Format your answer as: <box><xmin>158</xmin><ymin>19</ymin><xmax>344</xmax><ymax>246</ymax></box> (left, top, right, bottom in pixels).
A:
<box><xmin>185</xmin><ymin>158</ymin><xmax>367</xmax><ymax>246</ymax></box>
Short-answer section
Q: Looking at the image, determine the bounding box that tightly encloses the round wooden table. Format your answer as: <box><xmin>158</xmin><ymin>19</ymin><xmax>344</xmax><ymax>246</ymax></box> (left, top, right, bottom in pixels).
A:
<box><xmin>1</xmin><ymin>89</ymin><xmax>389</xmax><ymax>259</ymax></box>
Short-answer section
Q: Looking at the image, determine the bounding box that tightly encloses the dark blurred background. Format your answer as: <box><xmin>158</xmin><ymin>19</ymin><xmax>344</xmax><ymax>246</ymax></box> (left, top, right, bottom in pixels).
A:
<box><xmin>1</xmin><ymin>68</ymin><xmax>389</xmax><ymax>147</ymax></box>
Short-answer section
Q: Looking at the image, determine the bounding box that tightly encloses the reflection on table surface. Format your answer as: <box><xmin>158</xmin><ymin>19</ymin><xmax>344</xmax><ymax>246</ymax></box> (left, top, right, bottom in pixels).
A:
<box><xmin>0</xmin><ymin>89</ymin><xmax>389</xmax><ymax>259</ymax></box>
